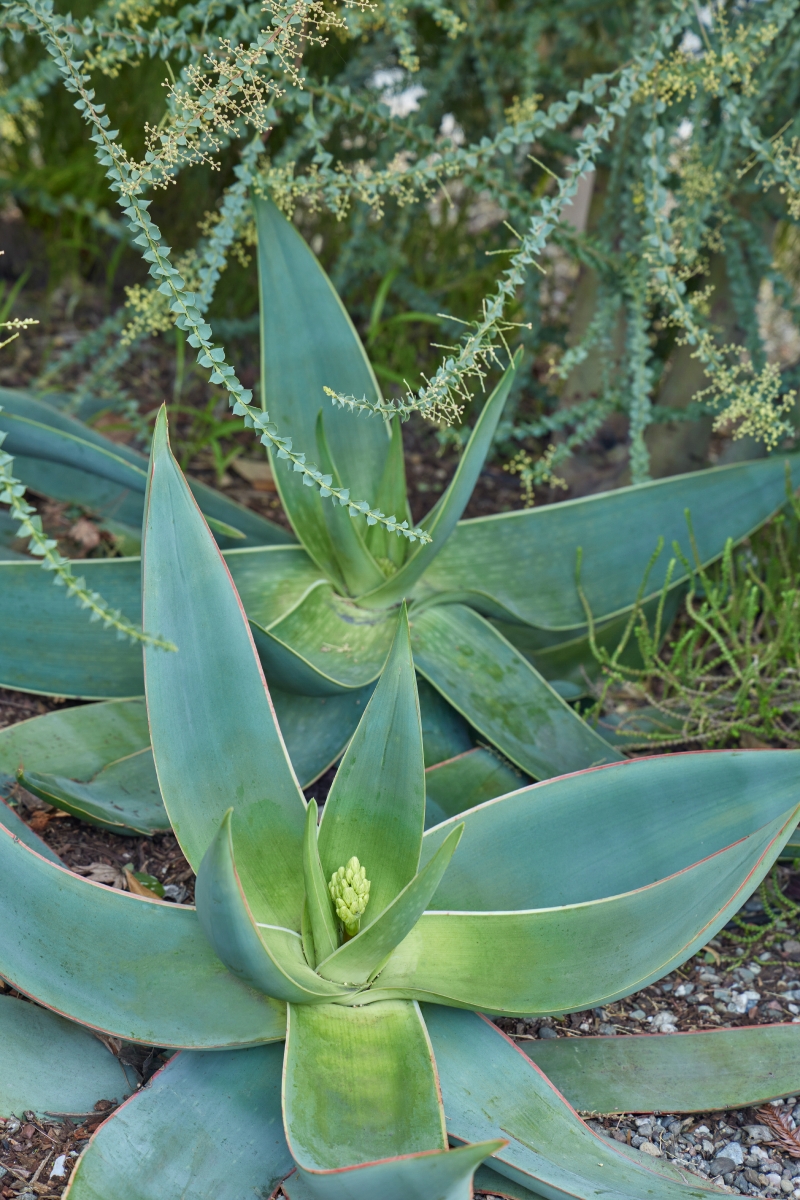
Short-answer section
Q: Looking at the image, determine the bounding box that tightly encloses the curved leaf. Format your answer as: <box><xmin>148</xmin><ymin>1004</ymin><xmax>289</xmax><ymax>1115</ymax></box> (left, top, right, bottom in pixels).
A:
<box><xmin>19</xmin><ymin>748</ymin><xmax>169</xmax><ymax>836</ymax></box>
<box><xmin>0</xmin><ymin>698</ymin><xmax>150</xmax><ymax>778</ymax></box>
<box><xmin>420</xmin><ymin>750</ymin><xmax>800</xmax><ymax>909</ymax></box>
<box><xmin>284</xmin><ymin>1000</ymin><xmax>447</xmax><ymax>1169</ymax></box>
<box><xmin>0</xmin><ymin>826</ymin><xmax>286</xmax><ymax>1047</ymax></box>
<box><xmin>472</xmin><ymin>1165</ymin><xmax>546</xmax><ymax>1198</ymax></box>
<box><xmin>493</xmin><ymin>586</ymin><xmax>684</xmax><ymax>695</ymax></box>
<box><xmin>318</xmin><ymin>606</ymin><xmax>425</xmax><ymax>921</ymax></box>
<box><xmin>371</xmin><ymin>801</ymin><xmax>799</xmax><ymax>1015</ymax></box>
<box><xmin>282</xmin><ymin>1000</ymin><xmax>501</xmax><ymax>1197</ymax></box>
<box><xmin>195</xmin><ymin>810</ymin><xmax>351</xmax><ymax>1004</ymax></box>
<box><xmin>65</xmin><ymin>1044</ymin><xmax>294</xmax><ymax>1200</ymax></box>
<box><xmin>415</xmin><ymin>454</ymin><xmax>800</xmax><ymax>629</ymax></box>
<box><xmin>0</xmin><ymin>556</ymin><xmax>145</xmax><ymax>698</ymax></box>
<box><xmin>0</xmin><ymin>796</ymin><xmax>62</xmax><ymax>864</ymax></box>
<box><xmin>0</xmin><ymin>388</ymin><xmax>292</xmax><ymax>547</ymax></box>
<box><xmin>317</xmin><ymin>824</ymin><xmax>463</xmax><ymax>986</ymax></box>
<box><xmin>0</xmin><ymin>695</ymin><xmax>361</xmax><ymax>828</ymax></box>
<box><xmin>0</xmin><ymin>994</ymin><xmax>132</xmax><ymax>1119</ymax></box>
<box><xmin>256</xmin><ymin>195</ymin><xmax>390</xmax><ymax>577</ymax></box>
<box><xmin>426</xmin><ymin>1006</ymin><xmax>716</xmax><ymax>1199</ymax></box>
<box><xmin>142</xmin><ymin>408</ymin><xmax>306</xmax><ymax>929</ymax></box>
<box><xmin>303</xmin><ymin>799</ymin><xmax>339</xmax><ymax>967</ymax></box>
<box><xmin>525</xmin><ymin>1023</ymin><xmax>800</xmax><ymax>1115</ymax></box>
<box><xmin>282</xmin><ymin>1141</ymin><xmax>502</xmax><ymax>1200</ymax></box>
<box><xmin>250</xmin><ymin>581</ymin><xmax>397</xmax><ymax>695</ymax></box>
<box><xmin>315</xmin><ymin>411</ymin><xmax>385</xmax><ymax>596</ymax></box>
<box><xmin>363</xmin><ymin>415</ymin><xmax>412</xmax><ymax>569</ymax></box>
<box><xmin>411</xmin><ymin>603</ymin><xmax>620</xmax><ymax>779</ymax></box>
<box><xmin>275</xmin><ymin>686</ymin><xmax>375</xmax><ymax>786</ymax></box>
<box><xmin>419</xmin><ymin>678</ymin><xmax>474</xmax><ymax>767</ymax></box>
<box><xmin>359</xmin><ymin>356</ymin><xmax>519</xmax><ymax>609</ymax></box>
<box><xmin>424</xmin><ymin>748</ymin><xmax>528</xmax><ymax>829</ymax></box>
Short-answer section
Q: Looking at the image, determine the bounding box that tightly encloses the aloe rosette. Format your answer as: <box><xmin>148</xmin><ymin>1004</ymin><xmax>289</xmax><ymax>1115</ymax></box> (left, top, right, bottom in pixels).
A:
<box><xmin>1</xmin><ymin>408</ymin><xmax>799</xmax><ymax>1200</ymax></box>
<box><xmin>1</xmin><ymin>199</ymin><xmax>799</xmax><ymax>805</ymax></box>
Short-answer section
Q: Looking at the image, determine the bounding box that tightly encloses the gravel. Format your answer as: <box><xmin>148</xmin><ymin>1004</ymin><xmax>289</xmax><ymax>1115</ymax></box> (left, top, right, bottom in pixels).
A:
<box><xmin>582</xmin><ymin>1100</ymin><xmax>800</xmax><ymax>1196</ymax></box>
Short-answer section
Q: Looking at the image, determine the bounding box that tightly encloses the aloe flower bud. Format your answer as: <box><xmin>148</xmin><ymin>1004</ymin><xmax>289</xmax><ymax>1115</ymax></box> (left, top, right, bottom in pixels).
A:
<box><xmin>328</xmin><ymin>856</ymin><xmax>370</xmax><ymax>939</ymax></box>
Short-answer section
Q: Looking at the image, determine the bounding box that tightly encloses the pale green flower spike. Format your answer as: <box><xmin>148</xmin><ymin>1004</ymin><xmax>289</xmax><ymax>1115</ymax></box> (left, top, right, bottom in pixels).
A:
<box><xmin>328</xmin><ymin>856</ymin><xmax>371</xmax><ymax>940</ymax></box>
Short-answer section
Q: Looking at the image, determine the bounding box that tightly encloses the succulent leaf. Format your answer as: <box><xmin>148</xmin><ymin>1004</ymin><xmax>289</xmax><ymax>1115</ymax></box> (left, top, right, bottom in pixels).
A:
<box><xmin>318</xmin><ymin>605</ymin><xmax>425</xmax><ymax>921</ymax></box>
<box><xmin>362</xmin><ymin>416</ymin><xmax>412</xmax><ymax>570</ymax></box>
<box><xmin>282</xmin><ymin>1140</ymin><xmax>505</xmax><ymax>1200</ymax></box>
<box><xmin>314</xmin><ymin>411</ymin><xmax>386</xmax><ymax>597</ymax></box>
<box><xmin>371</xmin><ymin>790</ymin><xmax>800</xmax><ymax>1016</ymax></box>
<box><xmin>0</xmin><ymin>822</ymin><xmax>286</xmax><ymax>1047</ymax></box>
<box><xmin>417</xmin><ymin>452</ymin><xmax>800</xmax><ymax>631</ymax></box>
<box><xmin>357</xmin><ymin>354</ymin><xmax>520</xmax><ymax>610</ymax></box>
<box><xmin>411</xmin><ymin>602</ymin><xmax>621</xmax><ymax>779</ymax></box>
<box><xmin>195</xmin><ymin>809</ymin><xmax>353</xmax><ymax>1004</ymax></box>
<box><xmin>426</xmin><ymin>1006</ymin><xmax>713</xmax><ymax>1200</ymax></box>
<box><xmin>255</xmin><ymin>195</ymin><xmax>390</xmax><ymax>584</ymax></box>
<box><xmin>18</xmin><ymin>748</ymin><xmax>168</xmax><ymax>836</ymax></box>
<box><xmin>283</xmin><ymin>999</ymin><xmax>446</xmax><ymax>1167</ymax></box>
<box><xmin>0</xmin><ymin>388</ymin><xmax>288</xmax><ymax>549</ymax></box>
<box><xmin>317</xmin><ymin>824</ymin><xmax>464</xmax><ymax>986</ymax></box>
<box><xmin>142</xmin><ymin>406</ymin><xmax>307</xmax><ymax>930</ymax></box>
<box><xmin>527</xmin><ymin>1023</ymin><xmax>800</xmax><ymax>1116</ymax></box>
<box><xmin>248</xmin><ymin>580</ymin><xmax>396</xmax><ymax>694</ymax></box>
<box><xmin>66</xmin><ymin>1043</ymin><xmax>293</xmax><ymax>1200</ymax></box>
<box><xmin>303</xmin><ymin>799</ymin><xmax>339</xmax><ymax>964</ymax></box>
<box><xmin>0</xmin><ymin>994</ymin><xmax>133</xmax><ymax>1119</ymax></box>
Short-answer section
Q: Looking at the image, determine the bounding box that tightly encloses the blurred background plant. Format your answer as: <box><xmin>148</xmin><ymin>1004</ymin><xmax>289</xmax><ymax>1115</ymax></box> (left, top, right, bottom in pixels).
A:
<box><xmin>583</xmin><ymin>473</ymin><xmax>800</xmax><ymax>751</ymax></box>
<box><xmin>3</xmin><ymin>0</ymin><xmax>800</xmax><ymax>509</ymax></box>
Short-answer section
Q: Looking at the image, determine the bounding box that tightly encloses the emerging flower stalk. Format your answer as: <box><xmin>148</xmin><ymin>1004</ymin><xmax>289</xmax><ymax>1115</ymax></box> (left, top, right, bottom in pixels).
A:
<box><xmin>329</xmin><ymin>857</ymin><xmax>370</xmax><ymax>939</ymax></box>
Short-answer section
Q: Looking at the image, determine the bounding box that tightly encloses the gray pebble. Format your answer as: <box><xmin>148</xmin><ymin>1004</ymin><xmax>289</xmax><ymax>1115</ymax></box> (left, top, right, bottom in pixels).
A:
<box><xmin>744</xmin><ymin>1125</ymin><xmax>774</xmax><ymax>1145</ymax></box>
<box><xmin>715</xmin><ymin>1141</ymin><xmax>744</xmax><ymax>1167</ymax></box>
<box><xmin>537</xmin><ymin>1025</ymin><xmax>557</xmax><ymax>1039</ymax></box>
<box><xmin>598</xmin><ymin>1022</ymin><xmax>617</xmax><ymax>1036</ymax></box>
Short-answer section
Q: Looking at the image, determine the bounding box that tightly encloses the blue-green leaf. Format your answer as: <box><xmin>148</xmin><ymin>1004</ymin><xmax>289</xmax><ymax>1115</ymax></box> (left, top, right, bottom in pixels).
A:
<box><xmin>415</xmin><ymin>454</ymin><xmax>800</xmax><ymax>630</ymax></box>
<box><xmin>411</xmin><ymin>603</ymin><xmax>620</xmax><ymax>779</ymax></box>
<box><xmin>359</xmin><ymin>356</ymin><xmax>518</xmax><ymax>609</ymax></box>
<box><xmin>256</xmin><ymin>196</ymin><xmax>390</xmax><ymax>579</ymax></box>
<box><xmin>0</xmin><ymin>995</ymin><xmax>132</xmax><ymax>1118</ymax></box>
<box><xmin>303</xmin><ymin>799</ymin><xmax>339</xmax><ymax>967</ymax></box>
<box><xmin>195</xmin><ymin>809</ymin><xmax>352</xmax><ymax>1004</ymax></box>
<box><xmin>282</xmin><ymin>999</ymin><xmax>502</xmax><ymax>1198</ymax></box>
<box><xmin>525</xmin><ymin>1023</ymin><xmax>800</xmax><ymax>1115</ymax></box>
<box><xmin>142</xmin><ymin>407</ymin><xmax>306</xmax><ymax>930</ymax></box>
<box><xmin>424</xmin><ymin>748</ymin><xmax>528</xmax><ymax>829</ymax></box>
<box><xmin>19</xmin><ymin>748</ymin><xmax>168</xmax><ymax>836</ymax></box>
<box><xmin>66</xmin><ymin>1044</ymin><xmax>294</xmax><ymax>1200</ymax></box>
<box><xmin>0</xmin><ymin>826</ymin><xmax>286</xmax><ymax>1047</ymax></box>
<box><xmin>318</xmin><ymin>605</ymin><xmax>425</xmax><ymax>922</ymax></box>
<box><xmin>427</xmin><ymin>1006</ymin><xmax>716</xmax><ymax>1199</ymax></box>
<box><xmin>0</xmin><ymin>796</ymin><xmax>62</xmax><ymax>864</ymax></box>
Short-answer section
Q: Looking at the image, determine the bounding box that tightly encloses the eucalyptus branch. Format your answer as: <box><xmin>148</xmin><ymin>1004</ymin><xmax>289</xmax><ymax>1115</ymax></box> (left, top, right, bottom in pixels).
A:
<box><xmin>323</xmin><ymin>8</ymin><xmax>692</xmax><ymax>428</ymax></box>
<box><xmin>9</xmin><ymin>0</ymin><xmax>430</xmax><ymax>545</ymax></box>
<box><xmin>642</xmin><ymin>102</ymin><xmax>797</xmax><ymax>450</ymax></box>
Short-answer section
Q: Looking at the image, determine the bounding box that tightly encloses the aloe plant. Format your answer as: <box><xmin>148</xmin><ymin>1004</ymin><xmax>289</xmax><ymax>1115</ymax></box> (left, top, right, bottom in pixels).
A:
<box><xmin>1</xmin><ymin>197</ymin><xmax>798</xmax><ymax>797</ymax></box>
<box><xmin>1</xmin><ymin>407</ymin><xmax>799</xmax><ymax>1200</ymax></box>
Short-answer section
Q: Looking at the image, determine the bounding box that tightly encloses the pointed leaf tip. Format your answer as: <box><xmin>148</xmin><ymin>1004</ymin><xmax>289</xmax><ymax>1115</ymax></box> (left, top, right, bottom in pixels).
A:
<box><xmin>152</xmin><ymin>402</ymin><xmax>170</xmax><ymax>452</ymax></box>
<box><xmin>303</xmin><ymin>798</ymin><xmax>339</xmax><ymax>965</ymax></box>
